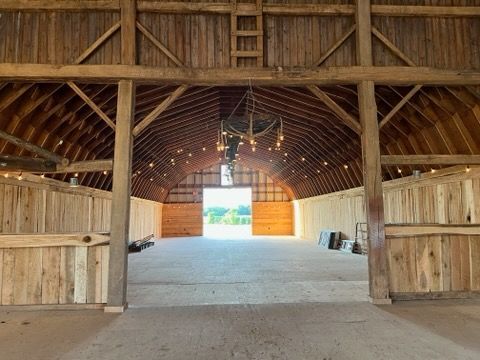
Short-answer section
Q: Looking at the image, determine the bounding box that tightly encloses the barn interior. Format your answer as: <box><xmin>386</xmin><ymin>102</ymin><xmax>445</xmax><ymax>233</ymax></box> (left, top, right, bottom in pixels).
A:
<box><xmin>0</xmin><ymin>1</ymin><xmax>479</xmax><ymax>359</ymax></box>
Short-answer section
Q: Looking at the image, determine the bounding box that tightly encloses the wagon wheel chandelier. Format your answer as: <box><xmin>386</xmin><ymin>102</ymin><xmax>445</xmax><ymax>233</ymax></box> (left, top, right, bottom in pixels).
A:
<box><xmin>216</xmin><ymin>83</ymin><xmax>285</xmax><ymax>167</ymax></box>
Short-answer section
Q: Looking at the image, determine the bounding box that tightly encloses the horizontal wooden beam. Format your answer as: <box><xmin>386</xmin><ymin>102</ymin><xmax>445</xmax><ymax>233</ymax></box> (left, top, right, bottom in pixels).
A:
<box><xmin>0</xmin><ymin>128</ymin><xmax>69</xmax><ymax>165</ymax></box>
<box><xmin>0</xmin><ymin>157</ymin><xmax>113</xmax><ymax>174</ymax></box>
<box><xmin>2</xmin><ymin>2</ymin><xmax>478</xmax><ymax>17</ymax></box>
<box><xmin>1</xmin><ymin>64</ymin><xmax>479</xmax><ymax>86</ymax></box>
<box><xmin>53</xmin><ymin>159</ymin><xmax>113</xmax><ymax>174</ymax></box>
<box><xmin>385</xmin><ymin>224</ymin><xmax>480</xmax><ymax>238</ymax></box>
<box><xmin>381</xmin><ymin>154</ymin><xmax>480</xmax><ymax>165</ymax></box>
<box><xmin>0</xmin><ymin>155</ymin><xmax>56</xmax><ymax>172</ymax></box>
<box><xmin>0</xmin><ymin>232</ymin><xmax>110</xmax><ymax>248</ymax></box>
<box><xmin>0</xmin><ymin>0</ymin><xmax>118</xmax><ymax>11</ymax></box>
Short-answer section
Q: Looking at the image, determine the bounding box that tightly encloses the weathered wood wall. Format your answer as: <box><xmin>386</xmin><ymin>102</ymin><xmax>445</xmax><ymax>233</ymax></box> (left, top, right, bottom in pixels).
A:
<box><xmin>387</xmin><ymin>231</ymin><xmax>480</xmax><ymax>298</ymax></box>
<box><xmin>0</xmin><ymin>2</ymin><xmax>478</xmax><ymax>69</ymax></box>
<box><xmin>0</xmin><ymin>173</ymin><xmax>163</xmax><ymax>240</ymax></box>
<box><xmin>0</xmin><ymin>173</ymin><xmax>163</xmax><ymax>306</ymax></box>
<box><xmin>294</xmin><ymin>165</ymin><xmax>480</xmax><ymax>299</ymax></box>
<box><xmin>162</xmin><ymin>203</ymin><xmax>203</xmax><ymax>237</ymax></box>
<box><xmin>0</xmin><ymin>244</ymin><xmax>109</xmax><ymax>306</ymax></box>
<box><xmin>252</xmin><ymin>202</ymin><xmax>293</xmax><ymax>235</ymax></box>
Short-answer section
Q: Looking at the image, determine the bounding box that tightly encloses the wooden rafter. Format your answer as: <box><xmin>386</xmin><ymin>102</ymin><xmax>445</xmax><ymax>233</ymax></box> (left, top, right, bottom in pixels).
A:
<box><xmin>67</xmin><ymin>82</ymin><xmax>116</xmax><ymax>130</ymax></box>
<box><xmin>0</xmin><ymin>129</ymin><xmax>69</xmax><ymax>165</ymax></box>
<box><xmin>0</xmin><ymin>155</ymin><xmax>56</xmax><ymax>172</ymax></box>
<box><xmin>307</xmin><ymin>85</ymin><xmax>361</xmax><ymax>134</ymax></box>
<box><xmin>132</xmin><ymin>85</ymin><xmax>189</xmax><ymax>137</ymax></box>
<box><xmin>379</xmin><ymin>85</ymin><xmax>423</xmax><ymax>129</ymax></box>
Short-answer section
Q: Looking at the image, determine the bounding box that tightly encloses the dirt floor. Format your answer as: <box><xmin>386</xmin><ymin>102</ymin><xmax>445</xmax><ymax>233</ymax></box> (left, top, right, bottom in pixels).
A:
<box><xmin>0</xmin><ymin>236</ymin><xmax>479</xmax><ymax>360</ymax></box>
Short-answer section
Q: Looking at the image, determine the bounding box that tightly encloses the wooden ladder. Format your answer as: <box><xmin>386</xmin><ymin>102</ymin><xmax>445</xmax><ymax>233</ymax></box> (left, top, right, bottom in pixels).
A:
<box><xmin>230</xmin><ymin>0</ymin><xmax>263</xmax><ymax>67</ymax></box>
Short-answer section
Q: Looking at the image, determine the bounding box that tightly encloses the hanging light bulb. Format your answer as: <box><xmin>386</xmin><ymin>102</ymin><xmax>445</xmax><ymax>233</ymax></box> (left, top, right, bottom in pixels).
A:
<box><xmin>466</xmin><ymin>166</ymin><xmax>471</xmax><ymax>173</ymax></box>
<box><xmin>252</xmin><ymin>146</ymin><xmax>256</xmax><ymax>152</ymax></box>
<box><xmin>279</xmin><ymin>118</ymin><xmax>284</xmax><ymax>141</ymax></box>
<box><xmin>18</xmin><ymin>172</ymin><xmax>23</xmax><ymax>180</ymax></box>
<box><xmin>4</xmin><ymin>173</ymin><xmax>9</xmax><ymax>178</ymax></box>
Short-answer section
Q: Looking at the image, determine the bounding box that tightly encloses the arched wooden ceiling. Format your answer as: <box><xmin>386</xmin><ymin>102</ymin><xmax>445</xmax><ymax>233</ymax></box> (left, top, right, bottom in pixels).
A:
<box><xmin>0</xmin><ymin>82</ymin><xmax>479</xmax><ymax>202</ymax></box>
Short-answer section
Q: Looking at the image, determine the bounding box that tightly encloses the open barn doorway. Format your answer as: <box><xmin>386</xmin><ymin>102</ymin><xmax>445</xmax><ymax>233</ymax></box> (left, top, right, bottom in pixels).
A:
<box><xmin>203</xmin><ymin>187</ymin><xmax>252</xmax><ymax>238</ymax></box>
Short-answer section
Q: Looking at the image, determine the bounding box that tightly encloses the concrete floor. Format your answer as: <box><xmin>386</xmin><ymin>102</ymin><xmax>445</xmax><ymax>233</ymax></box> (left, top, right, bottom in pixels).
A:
<box><xmin>1</xmin><ymin>236</ymin><xmax>479</xmax><ymax>360</ymax></box>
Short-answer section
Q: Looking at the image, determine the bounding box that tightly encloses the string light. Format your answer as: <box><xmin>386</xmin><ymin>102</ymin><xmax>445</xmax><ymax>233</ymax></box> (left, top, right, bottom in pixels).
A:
<box><xmin>301</xmin><ymin>157</ymin><xmax>305</xmax><ymax>162</ymax></box>
<box><xmin>466</xmin><ymin>166</ymin><xmax>471</xmax><ymax>173</ymax></box>
<box><xmin>397</xmin><ymin>168</ymin><xmax>402</xmax><ymax>174</ymax></box>
<box><xmin>18</xmin><ymin>172</ymin><xmax>23</xmax><ymax>180</ymax></box>
<box><xmin>324</xmin><ymin>161</ymin><xmax>328</xmax><ymax>166</ymax></box>
<box><xmin>149</xmin><ymin>162</ymin><xmax>154</xmax><ymax>167</ymax></box>
<box><xmin>344</xmin><ymin>164</ymin><xmax>349</xmax><ymax>169</ymax></box>
<box><xmin>3</xmin><ymin>173</ymin><xmax>9</xmax><ymax>178</ymax></box>
<box><xmin>202</xmin><ymin>147</ymin><xmax>206</xmax><ymax>151</ymax></box>
<box><xmin>431</xmin><ymin>168</ymin><xmax>436</xmax><ymax>174</ymax></box>
<box><xmin>103</xmin><ymin>171</ymin><xmax>108</xmax><ymax>175</ymax></box>
<box><xmin>40</xmin><ymin>174</ymin><xmax>45</xmax><ymax>178</ymax></box>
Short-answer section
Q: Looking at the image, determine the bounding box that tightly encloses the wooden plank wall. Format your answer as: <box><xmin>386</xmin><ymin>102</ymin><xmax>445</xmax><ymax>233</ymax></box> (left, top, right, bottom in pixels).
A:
<box><xmin>252</xmin><ymin>202</ymin><xmax>293</xmax><ymax>235</ymax></box>
<box><xmin>162</xmin><ymin>203</ymin><xmax>203</xmax><ymax>237</ymax></box>
<box><xmin>0</xmin><ymin>245</ymin><xmax>109</xmax><ymax>306</ymax></box>
<box><xmin>0</xmin><ymin>173</ymin><xmax>163</xmax><ymax>240</ymax></box>
<box><xmin>0</xmin><ymin>3</ymin><xmax>478</xmax><ymax>69</ymax></box>
<box><xmin>294</xmin><ymin>165</ymin><xmax>480</xmax><ymax>298</ymax></box>
<box><xmin>387</xmin><ymin>233</ymin><xmax>480</xmax><ymax>297</ymax></box>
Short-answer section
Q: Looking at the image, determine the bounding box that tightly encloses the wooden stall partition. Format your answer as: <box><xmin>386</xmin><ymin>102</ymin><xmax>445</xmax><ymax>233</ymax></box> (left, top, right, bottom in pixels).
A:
<box><xmin>0</xmin><ymin>233</ymin><xmax>109</xmax><ymax>307</ymax></box>
<box><xmin>162</xmin><ymin>203</ymin><xmax>203</xmax><ymax>237</ymax></box>
<box><xmin>252</xmin><ymin>202</ymin><xmax>293</xmax><ymax>235</ymax></box>
<box><xmin>386</xmin><ymin>225</ymin><xmax>480</xmax><ymax>299</ymax></box>
<box><xmin>0</xmin><ymin>173</ymin><xmax>163</xmax><ymax>241</ymax></box>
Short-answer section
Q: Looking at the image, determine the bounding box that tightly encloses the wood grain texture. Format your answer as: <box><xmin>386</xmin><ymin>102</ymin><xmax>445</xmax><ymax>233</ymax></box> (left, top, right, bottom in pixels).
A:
<box><xmin>294</xmin><ymin>166</ymin><xmax>480</xmax><ymax>298</ymax></box>
<box><xmin>162</xmin><ymin>203</ymin><xmax>203</xmax><ymax>237</ymax></box>
<box><xmin>252</xmin><ymin>202</ymin><xmax>293</xmax><ymax>235</ymax></box>
<box><xmin>0</xmin><ymin>245</ymin><xmax>109</xmax><ymax>305</ymax></box>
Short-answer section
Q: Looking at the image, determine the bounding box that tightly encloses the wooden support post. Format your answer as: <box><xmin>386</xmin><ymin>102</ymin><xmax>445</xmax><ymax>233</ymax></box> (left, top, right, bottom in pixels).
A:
<box><xmin>106</xmin><ymin>0</ymin><xmax>136</xmax><ymax>313</ymax></box>
<box><xmin>356</xmin><ymin>0</ymin><xmax>390</xmax><ymax>304</ymax></box>
<box><xmin>121</xmin><ymin>0</ymin><xmax>136</xmax><ymax>66</ymax></box>
<box><xmin>106</xmin><ymin>80</ymin><xmax>135</xmax><ymax>312</ymax></box>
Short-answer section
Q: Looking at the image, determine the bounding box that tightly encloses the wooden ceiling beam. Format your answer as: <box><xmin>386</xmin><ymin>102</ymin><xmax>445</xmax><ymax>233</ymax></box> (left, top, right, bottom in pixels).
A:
<box><xmin>379</xmin><ymin>85</ymin><xmax>423</xmax><ymax>129</ymax></box>
<box><xmin>67</xmin><ymin>82</ymin><xmax>116</xmax><ymax>130</ymax></box>
<box><xmin>381</xmin><ymin>154</ymin><xmax>480</xmax><ymax>165</ymax></box>
<box><xmin>1</xmin><ymin>65</ymin><xmax>479</xmax><ymax>85</ymax></box>
<box><xmin>1</xmin><ymin>2</ymin><xmax>479</xmax><ymax>18</ymax></box>
<box><xmin>307</xmin><ymin>85</ymin><xmax>361</xmax><ymax>134</ymax></box>
<box><xmin>0</xmin><ymin>128</ymin><xmax>69</xmax><ymax>165</ymax></box>
<box><xmin>132</xmin><ymin>85</ymin><xmax>189</xmax><ymax>137</ymax></box>
<box><xmin>0</xmin><ymin>155</ymin><xmax>56</xmax><ymax>173</ymax></box>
